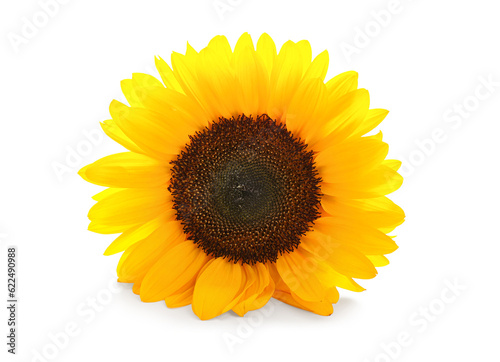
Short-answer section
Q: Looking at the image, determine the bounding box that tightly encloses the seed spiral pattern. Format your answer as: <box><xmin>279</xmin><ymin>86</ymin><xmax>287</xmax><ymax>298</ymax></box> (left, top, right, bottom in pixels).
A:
<box><xmin>169</xmin><ymin>114</ymin><xmax>322</xmax><ymax>264</ymax></box>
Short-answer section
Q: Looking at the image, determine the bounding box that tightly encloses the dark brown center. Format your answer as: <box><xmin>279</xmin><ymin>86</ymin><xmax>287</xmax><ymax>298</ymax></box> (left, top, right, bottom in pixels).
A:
<box><xmin>168</xmin><ymin>114</ymin><xmax>322</xmax><ymax>264</ymax></box>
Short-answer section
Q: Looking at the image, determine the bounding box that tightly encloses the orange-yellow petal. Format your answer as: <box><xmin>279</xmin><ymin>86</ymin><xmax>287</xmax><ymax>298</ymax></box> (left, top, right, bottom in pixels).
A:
<box><xmin>117</xmin><ymin>220</ymin><xmax>185</xmax><ymax>283</ymax></box>
<box><xmin>275</xmin><ymin>249</ymin><xmax>327</xmax><ymax>302</ymax></box>
<box><xmin>140</xmin><ymin>241</ymin><xmax>210</xmax><ymax>302</ymax></box>
<box><xmin>232</xmin><ymin>263</ymin><xmax>273</xmax><ymax>316</ymax></box>
<box><xmin>192</xmin><ymin>258</ymin><xmax>246</xmax><ymax>320</ymax></box>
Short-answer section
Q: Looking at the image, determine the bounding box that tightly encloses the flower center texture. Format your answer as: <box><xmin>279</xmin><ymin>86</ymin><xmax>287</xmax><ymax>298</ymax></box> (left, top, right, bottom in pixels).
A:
<box><xmin>169</xmin><ymin>114</ymin><xmax>322</xmax><ymax>264</ymax></box>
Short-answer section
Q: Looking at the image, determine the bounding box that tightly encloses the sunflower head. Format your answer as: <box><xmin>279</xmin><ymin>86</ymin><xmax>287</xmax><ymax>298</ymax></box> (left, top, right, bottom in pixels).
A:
<box><xmin>80</xmin><ymin>33</ymin><xmax>404</xmax><ymax>320</ymax></box>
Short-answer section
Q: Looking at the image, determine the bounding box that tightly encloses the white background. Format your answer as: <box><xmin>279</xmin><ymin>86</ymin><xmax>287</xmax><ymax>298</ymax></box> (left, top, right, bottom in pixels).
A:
<box><xmin>1</xmin><ymin>0</ymin><xmax>499</xmax><ymax>361</ymax></box>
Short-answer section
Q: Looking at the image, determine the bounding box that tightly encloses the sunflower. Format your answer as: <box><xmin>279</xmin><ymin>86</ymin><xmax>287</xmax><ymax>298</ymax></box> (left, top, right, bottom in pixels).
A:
<box><xmin>79</xmin><ymin>33</ymin><xmax>404</xmax><ymax>320</ymax></box>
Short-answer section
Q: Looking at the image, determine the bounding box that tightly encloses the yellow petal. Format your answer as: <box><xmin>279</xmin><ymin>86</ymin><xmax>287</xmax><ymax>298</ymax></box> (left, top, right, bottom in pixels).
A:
<box><xmin>365</xmin><ymin>130</ymin><xmax>384</xmax><ymax>141</ymax></box>
<box><xmin>164</xmin><ymin>286</ymin><xmax>195</xmax><ymax>308</ymax></box>
<box><xmin>268</xmin><ymin>41</ymin><xmax>304</xmax><ymax>119</ymax></box>
<box><xmin>140</xmin><ymin>241</ymin><xmax>210</xmax><ymax>302</ymax></box>
<box><xmin>233</xmin><ymin>34</ymin><xmax>268</xmax><ymax>115</ymax></box>
<box><xmin>295</xmin><ymin>40</ymin><xmax>312</xmax><ymax>71</ymax></box>
<box><xmin>275</xmin><ymin>248</ymin><xmax>364</xmax><ymax>292</ymax></box>
<box><xmin>120</xmin><ymin>79</ymin><xmax>142</xmax><ymax>107</ymax></box>
<box><xmin>92</xmin><ymin>187</ymin><xmax>123</xmax><ymax>201</ymax></box>
<box><xmin>367</xmin><ymin>255</ymin><xmax>390</xmax><ymax>267</ymax></box>
<box><xmin>256</xmin><ymin>33</ymin><xmax>276</xmax><ymax>79</ymax></box>
<box><xmin>285</xmin><ymin>77</ymin><xmax>328</xmax><ymax>137</ymax></box>
<box><xmin>138</xmin><ymin>87</ymin><xmax>209</xmax><ymax>129</ymax></box>
<box><xmin>275</xmin><ymin>249</ymin><xmax>327</xmax><ymax>302</ymax></box>
<box><xmin>111</xmin><ymin>102</ymin><xmax>194</xmax><ymax>160</ymax></box>
<box><xmin>132</xmin><ymin>279</ymin><xmax>142</xmax><ymax>295</ymax></box>
<box><xmin>322</xmin><ymin>269</ymin><xmax>365</xmax><ymax>292</ymax></box>
<box><xmin>88</xmin><ymin>221</ymin><xmax>133</xmax><ymax>235</ymax></box>
<box><xmin>326</xmin><ymin>70</ymin><xmax>358</xmax><ymax>99</ymax></box>
<box><xmin>171</xmin><ymin>51</ymin><xmax>211</xmax><ymax>116</ymax></box>
<box><xmin>312</xmin><ymin>218</ymin><xmax>399</xmax><ymax>255</ymax></box>
<box><xmin>350</xmin><ymin>108</ymin><xmax>389</xmax><ymax>138</ymax></box>
<box><xmin>186</xmin><ymin>42</ymin><xmax>198</xmax><ymax>58</ymax></box>
<box><xmin>321</xmin><ymin>164</ymin><xmax>403</xmax><ymax>199</ymax></box>
<box><xmin>311</xmin><ymin>88</ymin><xmax>370</xmax><ymax>150</ymax></box>
<box><xmin>292</xmin><ymin>241</ymin><xmax>366</xmax><ymax>292</ymax></box>
<box><xmin>303</xmin><ymin>50</ymin><xmax>329</xmax><ymax>81</ymax></box>
<box><xmin>233</xmin><ymin>32</ymin><xmax>254</xmax><ymax>57</ymax></box>
<box><xmin>122</xmin><ymin>73</ymin><xmax>164</xmax><ymax>107</ymax></box>
<box><xmin>131</xmin><ymin>73</ymin><xmax>164</xmax><ymax>98</ymax></box>
<box><xmin>207</xmin><ymin>35</ymin><xmax>232</xmax><ymax>60</ymax></box>
<box><xmin>79</xmin><ymin>152</ymin><xmax>168</xmax><ymax>188</ymax></box>
<box><xmin>384</xmin><ymin>159</ymin><xmax>402</xmax><ymax>171</ymax></box>
<box><xmin>155</xmin><ymin>56</ymin><xmax>184</xmax><ymax>93</ymax></box>
<box><xmin>321</xmin><ymin>196</ymin><xmax>405</xmax><ymax>230</ymax></box>
<box><xmin>273</xmin><ymin>290</ymin><xmax>333</xmax><ymax>316</ymax></box>
<box><xmin>192</xmin><ymin>258</ymin><xmax>246</xmax><ymax>320</ymax></box>
<box><xmin>232</xmin><ymin>263</ymin><xmax>273</xmax><ymax>316</ymax></box>
<box><xmin>104</xmin><ymin>212</ymin><xmax>174</xmax><ymax>255</ymax></box>
<box><xmin>117</xmin><ymin>220</ymin><xmax>185</xmax><ymax>283</ymax></box>
<box><xmin>234</xmin><ymin>44</ymin><xmax>269</xmax><ymax>116</ymax></box>
<box><xmin>100</xmin><ymin>119</ymin><xmax>144</xmax><ymax>154</ymax></box>
<box><xmin>248</xmin><ymin>276</ymin><xmax>275</xmax><ymax>312</ymax></box>
<box><xmin>196</xmin><ymin>47</ymin><xmax>237</xmax><ymax>118</ymax></box>
<box><xmin>315</xmin><ymin>137</ymin><xmax>389</xmax><ymax>183</ymax></box>
<box><xmin>300</xmin><ymin>239</ymin><xmax>377</xmax><ymax>279</ymax></box>
<box><xmin>88</xmin><ymin>187</ymin><xmax>171</xmax><ymax>230</ymax></box>
<box><xmin>284</xmin><ymin>242</ymin><xmax>365</xmax><ymax>293</ymax></box>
